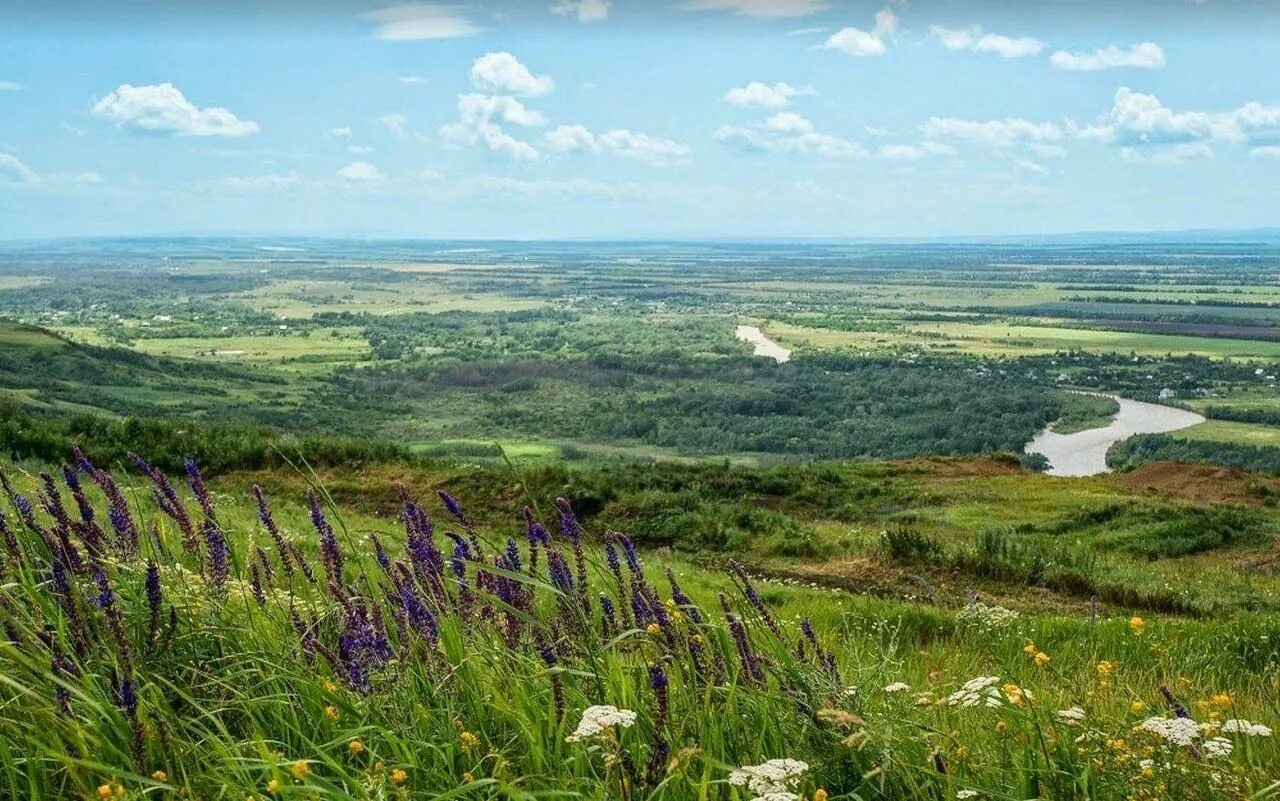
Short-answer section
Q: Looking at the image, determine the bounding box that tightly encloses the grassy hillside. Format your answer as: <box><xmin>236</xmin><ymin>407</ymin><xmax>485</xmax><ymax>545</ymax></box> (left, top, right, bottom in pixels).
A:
<box><xmin>1</xmin><ymin>447</ymin><xmax>1278</xmax><ymax>799</ymax></box>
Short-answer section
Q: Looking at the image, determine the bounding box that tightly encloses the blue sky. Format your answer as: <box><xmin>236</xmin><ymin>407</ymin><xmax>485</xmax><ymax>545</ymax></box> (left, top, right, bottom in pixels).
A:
<box><xmin>2</xmin><ymin>0</ymin><xmax>1279</xmax><ymax>239</ymax></box>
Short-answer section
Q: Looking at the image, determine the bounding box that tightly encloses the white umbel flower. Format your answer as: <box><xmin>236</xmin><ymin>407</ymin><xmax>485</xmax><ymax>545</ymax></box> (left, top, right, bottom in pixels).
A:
<box><xmin>1222</xmin><ymin>719</ymin><xmax>1273</xmax><ymax>737</ymax></box>
<box><xmin>728</xmin><ymin>758</ymin><xmax>810</xmax><ymax>800</ymax></box>
<box><xmin>1203</xmin><ymin>737</ymin><xmax>1233</xmax><ymax>758</ymax></box>
<box><xmin>884</xmin><ymin>682</ymin><xmax>910</xmax><ymax>694</ymax></box>
<box><xmin>565</xmin><ymin>705</ymin><xmax>637</xmax><ymax>742</ymax></box>
<box><xmin>957</xmin><ymin>791</ymin><xmax>980</xmax><ymax>800</ymax></box>
<box><xmin>1139</xmin><ymin>716</ymin><xmax>1200</xmax><ymax>748</ymax></box>
<box><xmin>1055</xmin><ymin>707</ymin><xmax>1086</xmax><ymax>724</ymax></box>
<box><xmin>946</xmin><ymin>676</ymin><xmax>1001</xmax><ymax>707</ymax></box>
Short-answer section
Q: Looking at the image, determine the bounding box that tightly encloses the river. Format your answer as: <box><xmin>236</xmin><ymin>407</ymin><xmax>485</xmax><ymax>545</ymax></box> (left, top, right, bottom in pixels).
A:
<box><xmin>735</xmin><ymin>325</ymin><xmax>791</xmax><ymax>363</ymax></box>
<box><xmin>1025</xmin><ymin>394</ymin><xmax>1205</xmax><ymax>477</ymax></box>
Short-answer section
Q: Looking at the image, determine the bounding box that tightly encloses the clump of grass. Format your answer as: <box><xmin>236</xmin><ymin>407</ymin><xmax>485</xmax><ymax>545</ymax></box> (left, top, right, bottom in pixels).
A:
<box><xmin>0</xmin><ymin>448</ymin><xmax>1277</xmax><ymax>800</ymax></box>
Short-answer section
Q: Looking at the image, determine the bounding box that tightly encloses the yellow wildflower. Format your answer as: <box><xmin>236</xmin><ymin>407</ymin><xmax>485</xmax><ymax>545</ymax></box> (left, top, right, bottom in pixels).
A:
<box><xmin>325</xmin><ymin>705</ymin><xmax>339</xmax><ymax>722</ymax></box>
<box><xmin>290</xmin><ymin>760</ymin><xmax>310</xmax><ymax>780</ymax></box>
<box><xmin>1129</xmin><ymin>616</ymin><xmax>1145</xmax><ymax>636</ymax></box>
<box><xmin>645</xmin><ymin>623</ymin><xmax>661</xmax><ymax>635</ymax></box>
<box><xmin>1211</xmin><ymin>693</ymin><xmax>1234</xmax><ymax>708</ymax></box>
<box><xmin>323</xmin><ymin>680</ymin><xmax>339</xmax><ymax>693</ymax></box>
<box><xmin>151</xmin><ymin>770</ymin><xmax>168</xmax><ymax>783</ymax></box>
<box><xmin>97</xmin><ymin>786</ymin><xmax>113</xmax><ymax>800</ymax></box>
<box><xmin>1034</xmin><ymin>651</ymin><xmax>1051</xmax><ymax>667</ymax></box>
<box><xmin>462</xmin><ymin>771</ymin><xmax>474</xmax><ymax>784</ymax></box>
<box><xmin>814</xmin><ymin>791</ymin><xmax>829</xmax><ymax>801</ymax></box>
<box><xmin>1022</xmin><ymin>640</ymin><xmax>1038</xmax><ymax>654</ymax></box>
<box><xmin>1130</xmin><ymin>700</ymin><xmax>1147</xmax><ymax>714</ymax></box>
<box><xmin>995</xmin><ymin>721</ymin><xmax>1007</xmax><ymax>732</ymax></box>
<box><xmin>348</xmin><ymin>739</ymin><xmax>365</xmax><ymax>756</ymax></box>
<box><xmin>390</xmin><ymin>768</ymin><xmax>407</xmax><ymax>785</ymax></box>
<box><xmin>266</xmin><ymin>779</ymin><xmax>281</xmax><ymax>794</ymax></box>
<box><xmin>1096</xmin><ymin>660</ymin><xmax>1114</xmax><ymax>677</ymax></box>
<box><xmin>460</xmin><ymin>731</ymin><xmax>480</xmax><ymax>752</ymax></box>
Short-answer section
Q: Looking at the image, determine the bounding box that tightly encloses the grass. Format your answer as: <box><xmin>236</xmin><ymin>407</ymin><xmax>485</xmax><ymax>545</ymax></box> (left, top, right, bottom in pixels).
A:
<box><xmin>231</xmin><ymin>278</ymin><xmax>547</xmax><ymax>318</ymax></box>
<box><xmin>2</xmin><ymin>451</ymin><xmax>1279</xmax><ymax>800</ymax></box>
<box><xmin>1176</xmin><ymin>419</ymin><xmax>1280</xmax><ymax>447</ymax></box>
<box><xmin>130</xmin><ymin>331</ymin><xmax>372</xmax><ymax>370</ymax></box>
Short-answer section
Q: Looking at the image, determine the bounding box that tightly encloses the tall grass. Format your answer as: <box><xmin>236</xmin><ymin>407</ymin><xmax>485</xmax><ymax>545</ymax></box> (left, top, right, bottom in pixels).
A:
<box><xmin>0</xmin><ymin>449</ymin><xmax>1277</xmax><ymax>800</ymax></box>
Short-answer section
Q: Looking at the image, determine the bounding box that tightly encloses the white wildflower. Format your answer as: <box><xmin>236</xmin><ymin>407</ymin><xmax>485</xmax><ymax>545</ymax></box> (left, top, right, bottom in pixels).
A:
<box><xmin>1222</xmin><ymin>719</ymin><xmax>1272</xmax><ymax>737</ymax></box>
<box><xmin>1203</xmin><ymin>737</ymin><xmax>1233</xmax><ymax>758</ymax></box>
<box><xmin>728</xmin><ymin>759</ymin><xmax>809</xmax><ymax>799</ymax></box>
<box><xmin>955</xmin><ymin>602</ymin><xmax>1019</xmax><ymax>631</ymax></box>
<box><xmin>957</xmin><ymin>791</ymin><xmax>980</xmax><ymax>800</ymax></box>
<box><xmin>1056</xmin><ymin>707</ymin><xmax>1086</xmax><ymax>724</ymax></box>
<box><xmin>946</xmin><ymin>676</ymin><xmax>1001</xmax><ymax>708</ymax></box>
<box><xmin>565</xmin><ymin>705</ymin><xmax>637</xmax><ymax>743</ymax></box>
<box><xmin>884</xmin><ymin>682</ymin><xmax>910</xmax><ymax>694</ymax></box>
<box><xmin>1139</xmin><ymin>716</ymin><xmax>1200</xmax><ymax>748</ymax></box>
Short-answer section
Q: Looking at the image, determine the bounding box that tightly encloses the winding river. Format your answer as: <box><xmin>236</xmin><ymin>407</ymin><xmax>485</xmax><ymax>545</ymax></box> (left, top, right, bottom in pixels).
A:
<box><xmin>735</xmin><ymin>325</ymin><xmax>791</xmax><ymax>363</ymax></box>
<box><xmin>1025</xmin><ymin>394</ymin><xmax>1205</xmax><ymax>477</ymax></box>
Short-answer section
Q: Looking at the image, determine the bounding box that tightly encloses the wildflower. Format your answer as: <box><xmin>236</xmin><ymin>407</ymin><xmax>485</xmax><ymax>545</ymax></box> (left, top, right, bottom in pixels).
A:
<box><xmin>151</xmin><ymin>771</ymin><xmax>167</xmax><ymax>783</ymax></box>
<box><xmin>957</xmin><ymin>791</ymin><xmax>979</xmax><ymax>800</ymax></box>
<box><xmin>348</xmin><ymin>739</ymin><xmax>365</xmax><ymax>755</ymax></box>
<box><xmin>390</xmin><ymin>768</ymin><xmax>408</xmax><ymax>785</ymax></box>
<box><xmin>883</xmin><ymin>682</ymin><xmax>910</xmax><ymax>694</ymax></box>
<box><xmin>1129</xmin><ymin>616</ymin><xmax>1145</xmax><ymax>636</ymax></box>
<box><xmin>97</xmin><ymin>786</ymin><xmax>113</xmax><ymax>800</ymax></box>
<box><xmin>1221</xmin><ymin>719</ymin><xmax>1272</xmax><ymax>737</ymax></box>
<box><xmin>1033</xmin><ymin>651</ymin><xmax>1050</xmax><ymax>667</ymax></box>
<box><xmin>290</xmin><ymin>760</ymin><xmax>310</xmax><ymax>780</ymax></box>
<box><xmin>814</xmin><ymin>791</ymin><xmax>829</xmax><ymax>801</ymax></box>
<box><xmin>728</xmin><ymin>759</ymin><xmax>809</xmax><ymax>799</ymax></box>
<box><xmin>955</xmin><ymin>602</ymin><xmax>1018</xmax><ymax>631</ymax></box>
<box><xmin>1210</xmin><ymin>693</ymin><xmax>1234</xmax><ymax>709</ymax></box>
<box><xmin>459</xmin><ymin>731</ymin><xmax>480</xmax><ymax>752</ymax></box>
<box><xmin>1203</xmin><ymin>737</ymin><xmax>1233</xmax><ymax>758</ymax></box>
<box><xmin>1130</xmin><ymin>700</ymin><xmax>1147</xmax><ymax>714</ymax></box>
<box><xmin>462</xmin><ymin>771</ymin><xmax>474</xmax><ymax>783</ymax></box>
<box><xmin>945</xmin><ymin>676</ymin><xmax>1001</xmax><ymax>708</ymax></box>
<box><xmin>1139</xmin><ymin>716</ymin><xmax>1200</xmax><ymax>748</ymax></box>
<box><xmin>995</xmin><ymin>721</ymin><xmax>1007</xmax><ymax>732</ymax></box>
<box><xmin>325</xmin><ymin>705</ymin><xmax>339</xmax><ymax>722</ymax></box>
<box><xmin>1023</xmin><ymin>641</ymin><xmax>1038</xmax><ymax>655</ymax></box>
<box><xmin>266</xmin><ymin>779</ymin><xmax>281</xmax><ymax>794</ymax></box>
<box><xmin>1056</xmin><ymin>707</ymin><xmax>1087</xmax><ymax>725</ymax></box>
<box><xmin>566</xmin><ymin>705</ymin><xmax>638</xmax><ymax>742</ymax></box>
<box><xmin>646</xmin><ymin>622</ymin><xmax>661</xmax><ymax>635</ymax></box>
<box><xmin>1096</xmin><ymin>660</ymin><xmax>1114</xmax><ymax>677</ymax></box>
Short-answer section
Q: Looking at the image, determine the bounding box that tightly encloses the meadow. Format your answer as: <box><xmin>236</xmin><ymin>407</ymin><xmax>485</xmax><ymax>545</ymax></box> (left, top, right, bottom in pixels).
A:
<box><xmin>2</xmin><ymin>447</ymin><xmax>1279</xmax><ymax>800</ymax></box>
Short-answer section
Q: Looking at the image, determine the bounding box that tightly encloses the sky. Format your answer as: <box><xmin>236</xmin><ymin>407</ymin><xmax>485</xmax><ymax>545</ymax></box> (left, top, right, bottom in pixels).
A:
<box><xmin>1</xmin><ymin>0</ymin><xmax>1280</xmax><ymax>240</ymax></box>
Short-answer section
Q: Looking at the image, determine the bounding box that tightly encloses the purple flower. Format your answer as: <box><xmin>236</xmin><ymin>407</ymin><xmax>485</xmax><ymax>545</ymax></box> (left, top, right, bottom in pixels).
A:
<box><xmin>145</xmin><ymin>560</ymin><xmax>163</xmax><ymax>641</ymax></box>
<box><xmin>204</xmin><ymin>520</ymin><xmax>229</xmax><ymax>596</ymax></box>
<box><xmin>250</xmin><ymin>562</ymin><xmax>266</xmax><ymax>606</ymax></box>
<box><xmin>184</xmin><ymin>456</ymin><xmax>217</xmax><ymax>523</ymax></box>
<box><xmin>308</xmin><ymin>488</ymin><xmax>344</xmax><ymax>584</ymax></box>
<box><xmin>253</xmin><ymin>485</ymin><xmax>293</xmax><ymax>579</ymax></box>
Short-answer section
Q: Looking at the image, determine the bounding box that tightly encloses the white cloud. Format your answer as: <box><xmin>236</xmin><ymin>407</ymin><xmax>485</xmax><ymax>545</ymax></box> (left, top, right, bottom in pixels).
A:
<box><xmin>348</xmin><ymin>145</ymin><xmax>374</xmax><ymax>154</ymax></box>
<box><xmin>330</xmin><ymin>127</ymin><xmax>353</xmax><ymax>137</ymax></box>
<box><xmin>362</xmin><ymin>3</ymin><xmax>480</xmax><ymax>40</ymax></box>
<box><xmin>550</xmin><ymin>0</ymin><xmax>610</xmax><ymax>23</ymax></box>
<box><xmin>0</xmin><ymin>153</ymin><xmax>39</xmax><ymax>185</ymax></box>
<box><xmin>823</xmin><ymin>8</ymin><xmax>897</xmax><ymax>57</ymax></box>
<box><xmin>1015</xmin><ymin>159</ymin><xmax>1047</xmax><ymax>174</ymax></box>
<box><xmin>724</xmin><ymin>81</ymin><xmax>815</xmax><ymax>109</ymax></box>
<box><xmin>337</xmin><ymin>161</ymin><xmax>385</xmax><ymax>182</ymax></box>
<box><xmin>92</xmin><ymin>83</ymin><xmax>259</xmax><ymax>137</ymax></box>
<box><xmin>70</xmin><ymin>172</ymin><xmax>103</xmax><ymax>184</ymax></box>
<box><xmin>0</xmin><ymin>81</ymin><xmax>23</xmax><ymax>91</ymax></box>
<box><xmin>398</xmin><ymin>75</ymin><xmax>428</xmax><ymax>85</ymax></box>
<box><xmin>1050</xmin><ymin>42</ymin><xmax>1166</xmax><ymax>71</ymax></box>
<box><xmin>715</xmin><ymin>112</ymin><xmax>866</xmax><ymax>159</ymax></box>
<box><xmin>877</xmin><ymin>141</ymin><xmax>956</xmax><ymax>160</ymax></box>
<box><xmin>469</xmin><ymin>175</ymin><xmax>620</xmax><ymax>197</ymax></box>
<box><xmin>930</xmin><ymin>25</ymin><xmax>1043</xmax><ymax>58</ymax></box>
<box><xmin>471</xmin><ymin>52</ymin><xmax>554</xmax><ymax>97</ymax></box>
<box><xmin>220</xmin><ymin>173</ymin><xmax>299</xmax><ymax>192</ymax></box>
<box><xmin>1252</xmin><ymin>145</ymin><xmax>1280</xmax><ymax>158</ymax></box>
<box><xmin>1029</xmin><ymin>143</ymin><xmax>1067</xmax><ymax>158</ymax></box>
<box><xmin>544</xmin><ymin>124</ymin><xmax>692</xmax><ymax>166</ymax></box>
<box><xmin>682</xmin><ymin>0</ymin><xmax>828</xmax><ymax>18</ymax></box>
<box><xmin>1079</xmin><ymin>87</ymin><xmax>1280</xmax><ymax>148</ymax></box>
<box><xmin>440</xmin><ymin>94</ymin><xmax>545</xmax><ymax>160</ymax></box>
<box><xmin>921</xmin><ymin>116</ymin><xmax>1063</xmax><ymax>147</ymax></box>
<box><xmin>377</xmin><ymin>113</ymin><xmax>410</xmax><ymax>137</ymax></box>
<box><xmin>61</xmin><ymin>123</ymin><xmax>87</xmax><ymax>137</ymax></box>
<box><xmin>1120</xmin><ymin>142</ymin><xmax>1214</xmax><ymax>165</ymax></box>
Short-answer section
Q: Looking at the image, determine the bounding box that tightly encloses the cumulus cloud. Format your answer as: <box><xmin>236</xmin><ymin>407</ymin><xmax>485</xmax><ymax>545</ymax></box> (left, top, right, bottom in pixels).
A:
<box><xmin>543</xmin><ymin>124</ymin><xmax>692</xmax><ymax>166</ymax></box>
<box><xmin>0</xmin><ymin>153</ymin><xmax>39</xmax><ymax>185</ymax></box>
<box><xmin>715</xmin><ymin>112</ymin><xmax>866</xmax><ymax>159</ymax></box>
<box><xmin>876</xmin><ymin>141</ymin><xmax>956</xmax><ymax>160</ymax></box>
<box><xmin>550</xmin><ymin>0</ymin><xmax>610</xmax><ymax>22</ymax></box>
<box><xmin>362</xmin><ymin>3</ymin><xmax>480</xmax><ymax>40</ymax></box>
<box><xmin>724</xmin><ymin>81</ymin><xmax>815</xmax><ymax>109</ymax></box>
<box><xmin>1078</xmin><ymin>87</ymin><xmax>1280</xmax><ymax>148</ymax></box>
<box><xmin>471</xmin><ymin>52</ymin><xmax>554</xmax><ymax>97</ymax></box>
<box><xmin>683</xmin><ymin>0</ymin><xmax>828</xmax><ymax>18</ymax></box>
<box><xmin>1252</xmin><ymin>145</ymin><xmax>1280</xmax><ymax>158</ymax></box>
<box><xmin>337</xmin><ymin>161</ymin><xmax>385</xmax><ymax>182</ymax></box>
<box><xmin>377</xmin><ymin>113</ymin><xmax>410</xmax><ymax>137</ymax></box>
<box><xmin>1050</xmin><ymin>42</ymin><xmax>1166</xmax><ymax>71</ymax></box>
<box><xmin>1120</xmin><ymin>142</ymin><xmax>1214</xmax><ymax>165</ymax></box>
<box><xmin>930</xmin><ymin>25</ymin><xmax>1043</xmax><ymax>58</ymax></box>
<box><xmin>440</xmin><ymin>94</ymin><xmax>545</xmax><ymax>160</ymax></box>
<box><xmin>220</xmin><ymin>173</ymin><xmax>300</xmax><ymax>192</ymax></box>
<box><xmin>823</xmin><ymin>8</ymin><xmax>897</xmax><ymax>57</ymax></box>
<box><xmin>921</xmin><ymin>116</ymin><xmax>1063</xmax><ymax>147</ymax></box>
<box><xmin>92</xmin><ymin>83</ymin><xmax>259</xmax><ymax>137</ymax></box>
